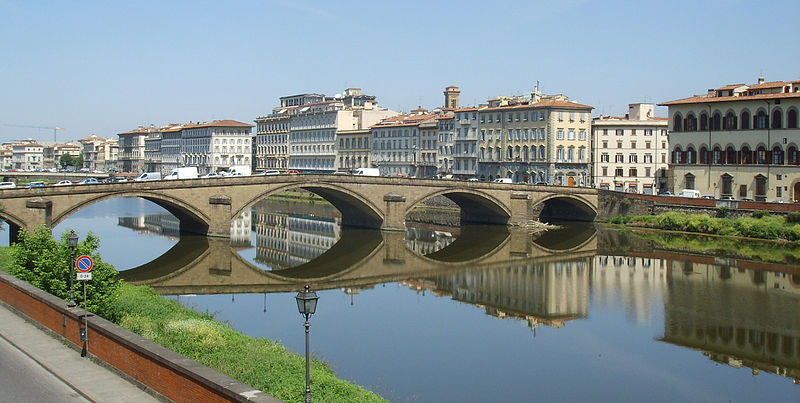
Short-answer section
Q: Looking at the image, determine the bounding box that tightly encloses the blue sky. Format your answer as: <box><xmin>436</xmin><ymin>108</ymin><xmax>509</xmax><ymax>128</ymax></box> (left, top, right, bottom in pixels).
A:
<box><xmin>1</xmin><ymin>0</ymin><xmax>798</xmax><ymax>143</ymax></box>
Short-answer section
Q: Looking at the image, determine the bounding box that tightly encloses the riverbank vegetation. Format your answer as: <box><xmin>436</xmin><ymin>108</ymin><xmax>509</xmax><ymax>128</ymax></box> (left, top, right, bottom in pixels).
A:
<box><xmin>610</xmin><ymin>211</ymin><xmax>800</xmax><ymax>242</ymax></box>
<box><xmin>0</xmin><ymin>229</ymin><xmax>385</xmax><ymax>402</ymax></box>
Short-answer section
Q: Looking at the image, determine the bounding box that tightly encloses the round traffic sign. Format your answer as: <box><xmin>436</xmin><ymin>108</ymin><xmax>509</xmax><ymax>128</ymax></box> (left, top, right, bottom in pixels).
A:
<box><xmin>75</xmin><ymin>255</ymin><xmax>94</xmax><ymax>273</ymax></box>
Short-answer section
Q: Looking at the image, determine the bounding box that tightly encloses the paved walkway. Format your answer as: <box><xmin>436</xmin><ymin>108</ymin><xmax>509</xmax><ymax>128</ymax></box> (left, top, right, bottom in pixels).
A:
<box><xmin>0</xmin><ymin>303</ymin><xmax>164</xmax><ymax>402</ymax></box>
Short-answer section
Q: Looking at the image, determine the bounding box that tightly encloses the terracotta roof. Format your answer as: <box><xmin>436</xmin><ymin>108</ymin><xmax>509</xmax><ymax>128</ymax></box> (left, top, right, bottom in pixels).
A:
<box><xmin>748</xmin><ymin>80</ymin><xmax>792</xmax><ymax>90</ymax></box>
<box><xmin>660</xmin><ymin>91</ymin><xmax>800</xmax><ymax>106</ymax></box>
<box><xmin>482</xmin><ymin>99</ymin><xmax>593</xmax><ymax>112</ymax></box>
<box><xmin>716</xmin><ymin>84</ymin><xmax>746</xmax><ymax>91</ymax></box>
<box><xmin>183</xmin><ymin>120</ymin><xmax>254</xmax><ymax>128</ymax></box>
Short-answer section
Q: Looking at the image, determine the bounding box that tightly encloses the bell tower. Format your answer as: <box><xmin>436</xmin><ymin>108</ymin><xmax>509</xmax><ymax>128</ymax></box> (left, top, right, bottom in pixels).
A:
<box><xmin>444</xmin><ymin>86</ymin><xmax>460</xmax><ymax>109</ymax></box>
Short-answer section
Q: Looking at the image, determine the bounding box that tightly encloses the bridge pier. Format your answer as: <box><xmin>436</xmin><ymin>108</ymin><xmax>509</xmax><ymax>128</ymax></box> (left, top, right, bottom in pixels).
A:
<box><xmin>507</xmin><ymin>192</ymin><xmax>534</xmax><ymax>226</ymax></box>
<box><xmin>24</xmin><ymin>198</ymin><xmax>52</xmax><ymax>232</ymax></box>
<box><xmin>381</xmin><ymin>193</ymin><xmax>407</xmax><ymax>232</ymax></box>
<box><xmin>208</xmin><ymin>195</ymin><xmax>232</xmax><ymax>238</ymax></box>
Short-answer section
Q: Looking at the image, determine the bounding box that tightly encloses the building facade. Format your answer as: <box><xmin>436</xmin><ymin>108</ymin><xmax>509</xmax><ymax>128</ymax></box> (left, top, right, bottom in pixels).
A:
<box><xmin>11</xmin><ymin>140</ymin><xmax>43</xmax><ymax>171</ymax></box>
<box><xmin>180</xmin><ymin>120</ymin><xmax>254</xmax><ymax>175</ymax></box>
<box><xmin>253</xmin><ymin>115</ymin><xmax>289</xmax><ymax>170</ymax></box>
<box><xmin>118</xmin><ymin>126</ymin><xmax>151</xmax><ymax>173</ymax></box>
<box><xmin>661</xmin><ymin>77</ymin><xmax>800</xmax><ymax>201</ymax></box>
<box><xmin>452</xmin><ymin>107</ymin><xmax>480</xmax><ymax>179</ymax></box>
<box><xmin>591</xmin><ymin>103</ymin><xmax>670</xmax><ymax>194</ymax></box>
<box><xmin>337</xmin><ymin>129</ymin><xmax>371</xmax><ymax>172</ymax></box>
<box><xmin>371</xmin><ymin>113</ymin><xmax>437</xmax><ymax>177</ymax></box>
<box><xmin>478</xmin><ymin>93</ymin><xmax>593</xmax><ymax>185</ymax></box>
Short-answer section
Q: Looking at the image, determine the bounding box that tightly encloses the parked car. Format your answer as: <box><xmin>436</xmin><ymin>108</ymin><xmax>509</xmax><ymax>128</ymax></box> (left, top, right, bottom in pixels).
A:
<box><xmin>701</xmin><ymin>195</ymin><xmax>714</xmax><ymax>199</ymax></box>
<box><xmin>466</xmin><ymin>177</ymin><xmax>480</xmax><ymax>182</ymax></box>
<box><xmin>657</xmin><ymin>191</ymin><xmax>674</xmax><ymax>196</ymax></box>
<box><xmin>493</xmin><ymin>178</ymin><xmax>513</xmax><ymax>183</ymax></box>
<box><xmin>102</xmin><ymin>177</ymin><xmax>127</xmax><ymax>183</ymax></box>
<box><xmin>257</xmin><ymin>170</ymin><xmax>281</xmax><ymax>176</ymax></box>
<box><xmin>78</xmin><ymin>178</ymin><xmax>99</xmax><ymax>185</ymax></box>
<box><xmin>200</xmin><ymin>172</ymin><xmax>222</xmax><ymax>178</ymax></box>
<box><xmin>54</xmin><ymin>180</ymin><xmax>73</xmax><ymax>186</ymax></box>
<box><xmin>283</xmin><ymin>170</ymin><xmax>300</xmax><ymax>175</ymax></box>
<box><xmin>720</xmin><ymin>196</ymin><xmax>735</xmax><ymax>201</ymax></box>
<box><xmin>0</xmin><ymin>181</ymin><xmax>17</xmax><ymax>189</ymax></box>
<box><xmin>24</xmin><ymin>181</ymin><xmax>46</xmax><ymax>188</ymax></box>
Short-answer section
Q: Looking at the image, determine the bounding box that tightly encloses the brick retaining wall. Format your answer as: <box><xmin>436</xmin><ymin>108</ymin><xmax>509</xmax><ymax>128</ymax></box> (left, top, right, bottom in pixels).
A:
<box><xmin>0</xmin><ymin>273</ymin><xmax>280</xmax><ymax>403</ymax></box>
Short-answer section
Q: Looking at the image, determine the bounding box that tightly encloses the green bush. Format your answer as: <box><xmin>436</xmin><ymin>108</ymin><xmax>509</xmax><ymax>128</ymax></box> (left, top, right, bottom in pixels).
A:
<box><xmin>787</xmin><ymin>212</ymin><xmax>800</xmax><ymax>224</ymax></box>
<box><xmin>752</xmin><ymin>210</ymin><xmax>770</xmax><ymax>219</ymax></box>
<box><xmin>7</xmin><ymin>227</ymin><xmax>120</xmax><ymax>316</ymax></box>
<box><xmin>715</xmin><ymin>206</ymin><xmax>730</xmax><ymax>218</ymax></box>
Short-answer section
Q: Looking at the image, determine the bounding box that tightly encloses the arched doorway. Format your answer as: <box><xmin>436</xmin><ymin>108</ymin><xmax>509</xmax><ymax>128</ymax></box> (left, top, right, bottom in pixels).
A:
<box><xmin>794</xmin><ymin>182</ymin><xmax>800</xmax><ymax>203</ymax></box>
<box><xmin>568</xmin><ymin>176</ymin><xmax>575</xmax><ymax>187</ymax></box>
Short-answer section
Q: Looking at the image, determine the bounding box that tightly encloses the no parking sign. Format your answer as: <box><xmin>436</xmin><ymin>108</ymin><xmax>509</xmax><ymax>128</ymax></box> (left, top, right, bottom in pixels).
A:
<box><xmin>76</xmin><ymin>255</ymin><xmax>93</xmax><ymax>280</ymax></box>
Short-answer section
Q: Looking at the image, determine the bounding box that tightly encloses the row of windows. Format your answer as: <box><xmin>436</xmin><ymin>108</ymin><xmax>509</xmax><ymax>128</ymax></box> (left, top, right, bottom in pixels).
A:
<box><xmin>600</xmin><ymin>128</ymin><xmax>666</xmax><ymax>136</ymax></box>
<box><xmin>600</xmin><ymin>153</ymin><xmax>658</xmax><ymax>163</ymax></box>
<box><xmin>598</xmin><ymin>166</ymin><xmax>653</xmax><ymax>178</ymax></box>
<box><xmin>672</xmin><ymin>145</ymin><xmax>800</xmax><ymax>165</ymax></box>
<box><xmin>673</xmin><ymin>108</ymin><xmax>799</xmax><ymax>131</ymax></box>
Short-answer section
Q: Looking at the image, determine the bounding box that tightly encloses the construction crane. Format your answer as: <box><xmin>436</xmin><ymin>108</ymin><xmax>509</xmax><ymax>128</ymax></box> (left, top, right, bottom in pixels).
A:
<box><xmin>2</xmin><ymin>124</ymin><xmax>66</xmax><ymax>142</ymax></box>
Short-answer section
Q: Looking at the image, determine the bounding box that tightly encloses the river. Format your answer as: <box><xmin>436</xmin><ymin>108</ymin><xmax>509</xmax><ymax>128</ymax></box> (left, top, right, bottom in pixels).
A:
<box><xmin>37</xmin><ymin>197</ymin><xmax>800</xmax><ymax>402</ymax></box>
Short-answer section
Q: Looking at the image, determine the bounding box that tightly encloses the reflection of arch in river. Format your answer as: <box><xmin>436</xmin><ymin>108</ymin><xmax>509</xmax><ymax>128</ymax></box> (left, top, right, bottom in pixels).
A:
<box><xmin>531</xmin><ymin>222</ymin><xmax>597</xmax><ymax>253</ymax></box>
<box><xmin>121</xmin><ymin>224</ymin><xmax>598</xmax><ymax>294</ymax></box>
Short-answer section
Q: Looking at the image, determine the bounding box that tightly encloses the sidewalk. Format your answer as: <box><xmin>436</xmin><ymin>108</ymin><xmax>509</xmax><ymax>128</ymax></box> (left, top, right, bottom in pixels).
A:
<box><xmin>0</xmin><ymin>302</ymin><xmax>164</xmax><ymax>402</ymax></box>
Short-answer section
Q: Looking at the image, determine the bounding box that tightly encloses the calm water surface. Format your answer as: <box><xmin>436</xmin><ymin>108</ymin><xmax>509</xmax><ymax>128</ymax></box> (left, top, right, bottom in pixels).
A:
<box><xmin>48</xmin><ymin>197</ymin><xmax>799</xmax><ymax>402</ymax></box>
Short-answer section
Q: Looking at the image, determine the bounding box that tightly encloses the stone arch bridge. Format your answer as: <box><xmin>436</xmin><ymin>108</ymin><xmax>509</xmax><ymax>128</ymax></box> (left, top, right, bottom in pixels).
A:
<box><xmin>0</xmin><ymin>175</ymin><xmax>600</xmax><ymax>240</ymax></box>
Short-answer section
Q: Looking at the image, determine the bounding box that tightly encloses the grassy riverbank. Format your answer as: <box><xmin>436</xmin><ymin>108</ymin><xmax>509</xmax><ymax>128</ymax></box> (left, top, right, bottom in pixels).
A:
<box><xmin>0</xmin><ymin>246</ymin><xmax>385</xmax><ymax>402</ymax></box>
<box><xmin>610</xmin><ymin>211</ymin><xmax>800</xmax><ymax>242</ymax></box>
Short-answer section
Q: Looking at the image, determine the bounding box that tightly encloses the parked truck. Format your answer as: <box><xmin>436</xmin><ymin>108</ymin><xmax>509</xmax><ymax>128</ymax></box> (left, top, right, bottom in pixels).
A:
<box><xmin>164</xmin><ymin>167</ymin><xmax>199</xmax><ymax>180</ymax></box>
<box><xmin>223</xmin><ymin>165</ymin><xmax>252</xmax><ymax>177</ymax></box>
<box><xmin>353</xmin><ymin>167</ymin><xmax>380</xmax><ymax>176</ymax></box>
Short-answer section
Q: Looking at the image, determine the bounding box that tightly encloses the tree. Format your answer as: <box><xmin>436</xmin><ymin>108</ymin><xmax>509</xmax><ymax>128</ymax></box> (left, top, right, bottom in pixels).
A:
<box><xmin>8</xmin><ymin>227</ymin><xmax>120</xmax><ymax>316</ymax></box>
<box><xmin>59</xmin><ymin>154</ymin><xmax>74</xmax><ymax>168</ymax></box>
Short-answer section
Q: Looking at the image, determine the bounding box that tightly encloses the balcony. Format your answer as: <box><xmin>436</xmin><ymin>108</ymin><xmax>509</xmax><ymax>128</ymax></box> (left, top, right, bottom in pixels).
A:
<box><xmin>458</xmin><ymin>119</ymin><xmax>471</xmax><ymax>125</ymax></box>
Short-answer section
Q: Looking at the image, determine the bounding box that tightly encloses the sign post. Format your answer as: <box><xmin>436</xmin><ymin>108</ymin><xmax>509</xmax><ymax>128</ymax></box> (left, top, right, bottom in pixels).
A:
<box><xmin>75</xmin><ymin>255</ymin><xmax>93</xmax><ymax>357</ymax></box>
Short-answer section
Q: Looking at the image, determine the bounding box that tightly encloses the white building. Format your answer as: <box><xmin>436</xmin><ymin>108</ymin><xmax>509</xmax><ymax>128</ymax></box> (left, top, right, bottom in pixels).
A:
<box><xmin>180</xmin><ymin>120</ymin><xmax>254</xmax><ymax>175</ymax></box>
<box><xmin>11</xmin><ymin>140</ymin><xmax>43</xmax><ymax>171</ymax></box>
<box><xmin>591</xmin><ymin>103</ymin><xmax>670</xmax><ymax>194</ymax></box>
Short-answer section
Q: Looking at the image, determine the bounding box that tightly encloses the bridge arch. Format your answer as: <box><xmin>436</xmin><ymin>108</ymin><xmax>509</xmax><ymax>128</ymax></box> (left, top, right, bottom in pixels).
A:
<box><xmin>534</xmin><ymin>194</ymin><xmax>598</xmax><ymax>221</ymax></box>
<box><xmin>51</xmin><ymin>192</ymin><xmax>211</xmax><ymax>235</ymax></box>
<box><xmin>232</xmin><ymin>183</ymin><xmax>384</xmax><ymax>229</ymax></box>
<box><xmin>405</xmin><ymin>189</ymin><xmax>513</xmax><ymax>226</ymax></box>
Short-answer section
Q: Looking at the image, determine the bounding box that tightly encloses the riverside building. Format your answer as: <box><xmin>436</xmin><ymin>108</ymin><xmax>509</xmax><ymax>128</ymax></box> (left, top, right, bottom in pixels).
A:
<box><xmin>660</xmin><ymin>77</ymin><xmax>800</xmax><ymax>201</ymax></box>
<box><xmin>477</xmin><ymin>90</ymin><xmax>593</xmax><ymax>185</ymax></box>
<box><xmin>591</xmin><ymin>103</ymin><xmax>670</xmax><ymax>194</ymax></box>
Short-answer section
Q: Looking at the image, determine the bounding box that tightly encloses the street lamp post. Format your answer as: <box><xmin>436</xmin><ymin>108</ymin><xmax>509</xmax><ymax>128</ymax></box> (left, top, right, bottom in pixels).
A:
<box><xmin>295</xmin><ymin>284</ymin><xmax>319</xmax><ymax>403</ymax></box>
<box><xmin>67</xmin><ymin>231</ymin><xmax>78</xmax><ymax>307</ymax></box>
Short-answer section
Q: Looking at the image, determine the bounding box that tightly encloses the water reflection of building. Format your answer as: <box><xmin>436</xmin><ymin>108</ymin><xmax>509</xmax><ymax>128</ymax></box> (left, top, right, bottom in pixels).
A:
<box><xmin>404</xmin><ymin>225</ymin><xmax>457</xmax><ymax>255</ymax></box>
<box><xmin>118</xmin><ymin>213</ymin><xmax>181</xmax><ymax>238</ymax></box>
<box><xmin>662</xmin><ymin>261</ymin><xmax>800</xmax><ymax>383</ymax></box>
<box><xmin>230</xmin><ymin>212</ymin><xmax>251</xmax><ymax>248</ymax></box>
<box><xmin>414</xmin><ymin>259</ymin><xmax>592</xmax><ymax>332</ymax></box>
<box><xmin>251</xmin><ymin>209</ymin><xmax>340</xmax><ymax>270</ymax></box>
<box><xmin>592</xmin><ymin>255</ymin><xmax>669</xmax><ymax>325</ymax></box>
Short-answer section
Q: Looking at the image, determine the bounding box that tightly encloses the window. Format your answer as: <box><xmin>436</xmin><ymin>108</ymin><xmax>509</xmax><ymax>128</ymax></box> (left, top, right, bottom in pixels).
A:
<box><xmin>615</xmin><ymin>154</ymin><xmax>624</xmax><ymax>163</ymax></box>
<box><xmin>569</xmin><ymin>112</ymin><xmax>575</xmax><ymax>122</ymax></box>
<box><xmin>556</xmin><ymin>147</ymin><xmax>565</xmax><ymax>161</ymax></box>
<box><xmin>568</xmin><ymin>130</ymin><xmax>576</xmax><ymax>140</ymax></box>
<box><xmin>644</xmin><ymin>129</ymin><xmax>653</xmax><ymax>136</ymax></box>
<box><xmin>645</xmin><ymin>142</ymin><xmax>651</xmax><ymax>149</ymax></box>
<box><xmin>558</xmin><ymin>111</ymin><xmax>564</xmax><ymax>121</ymax></box>
<box><xmin>557</xmin><ymin>130</ymin><xmax>565</xmax><ymax>140</ymax></box>
<box><xmin>578</xmin><ymin>148</ymin><xmax>585</xmax><ymax>162</ymax></box>
<box><xmin>601</xmin><ymin>153</ymin><xmax>609</xmax><ymax>162</ymax></box>
<box><xmin>629</xmin><ymin>154</ymin><xmax>638</xmax><ymax>163</ymax></box>
<box><xmin>615</xmin><ymin>167</ymin><xmax>624</xmax><ymax>177</ymax></box>
<box><xmin>603</xmin><ymin>129</ymin><xmax>608</xmax><ymax>136</ymax></box>
<box><xmin>602</xmin><ymin>167</ymin><xmax>608</xmax><ymax>176</ymax></box>
<box><xmin>616</xmin><ymin>129</ymin><xmax>624</xmax><ymax>136</ymax></box>
<box><xmin>628</xmin><ymin>168</ymin><xmax>637</xmax><ymax>177</ymax></box>
<box><xmin>631</xmin><ymin>141</ymin><xmax>636</xmax><ymax>149</ymax></box>
<box><xmin>644</xmin><ymin>154</ymin><xmax>652</xmax><ymax>163</ymax></box>
<box><xmin>617</xmin><ymin>141</ymin><xmax>623</xmax><ymax>149</ymax></box>
<box><xmin>579</xmin><ymin>130</ymin><xmax>586</xmax><ymax>141</ymax></box>
<box><xmin>631</xmin><ymin>129</ymin><xmax>637</xmax><ymax>136</ymax></box>
<box><xmin>507</xmin><ymin>113</ymin><xmax>513</xmax><ymax>123</ymax></box>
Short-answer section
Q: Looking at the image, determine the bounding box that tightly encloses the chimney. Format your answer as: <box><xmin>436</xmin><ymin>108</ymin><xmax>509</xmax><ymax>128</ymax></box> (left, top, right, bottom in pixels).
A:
<box><xmin>758</xmin><ymin>76</ymin><xmax>765</xmax><ymax>84</ymax></box>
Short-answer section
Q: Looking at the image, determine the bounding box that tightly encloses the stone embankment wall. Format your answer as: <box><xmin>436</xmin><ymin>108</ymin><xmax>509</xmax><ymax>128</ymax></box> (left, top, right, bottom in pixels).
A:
<box><xmin>597</xmin><ymin>189</ymin><xmax>800</xmax><ymax>220</ymax></box>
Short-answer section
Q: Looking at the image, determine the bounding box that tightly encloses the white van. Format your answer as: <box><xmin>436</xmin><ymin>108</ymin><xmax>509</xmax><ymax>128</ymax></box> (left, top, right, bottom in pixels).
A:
<box><xmin>679</xmin><ymin>189</ymin><xmax>701</xmax><ymax>198</ymax></box>
<box><xmin>165</xmin><ymin>167</ymin><xmax>199</xmax><ymax>180</ymax></box>
<box><xmin>492</xmin><ymin>178</ymin><xmax>513</xmax><ymax>183</ymax></box>
<box><xmin>223</xmin><ymin>165</ymin><xmax>252</xmax><ymax>177</ymax></box>
<box><xmin>354</xmin><ymin>168</ymin><xmax>380</xmax><ymax>176</ymax></box>
<box><xmin>134</xmin><ymin>172</ymin><xmax>162</xmax><ymax>181</ymax></box>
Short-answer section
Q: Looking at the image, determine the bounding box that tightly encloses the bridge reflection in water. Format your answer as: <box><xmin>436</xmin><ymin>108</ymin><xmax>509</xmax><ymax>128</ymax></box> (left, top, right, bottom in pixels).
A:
<box><xmin>117</xmin><ymin>207</ymin><xmax>800</xmax><ymax>384</ymax></box>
